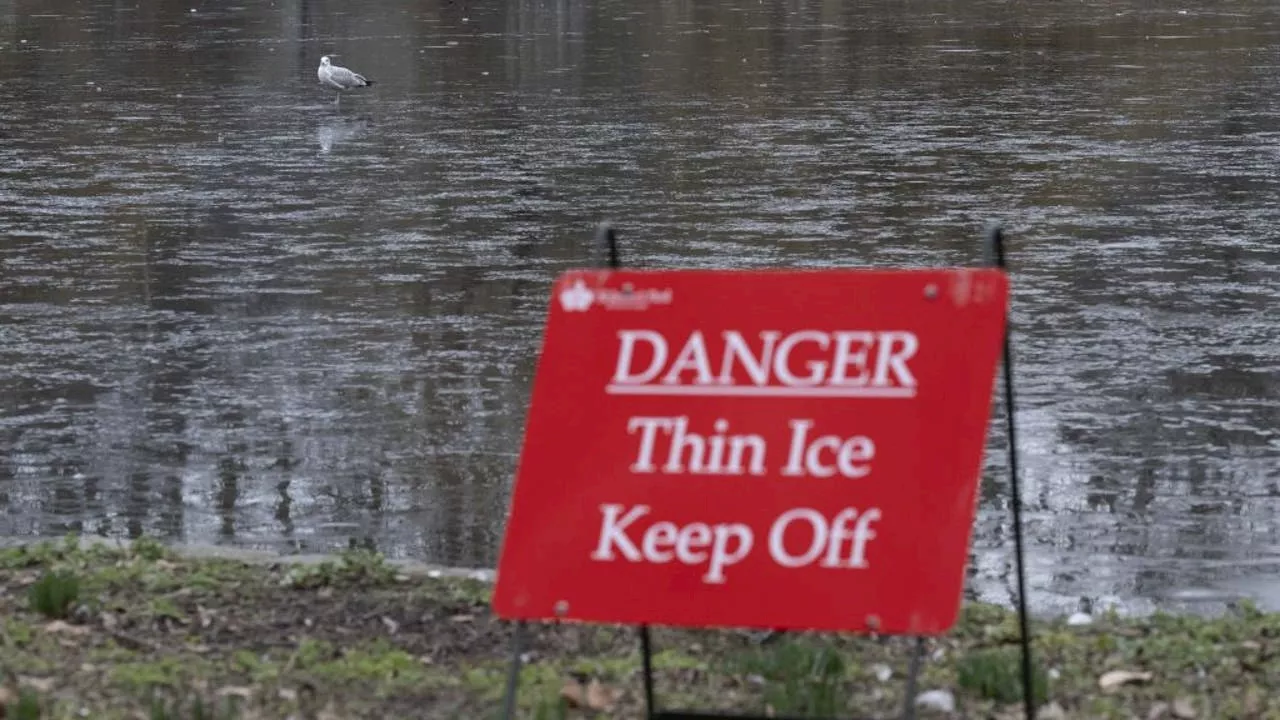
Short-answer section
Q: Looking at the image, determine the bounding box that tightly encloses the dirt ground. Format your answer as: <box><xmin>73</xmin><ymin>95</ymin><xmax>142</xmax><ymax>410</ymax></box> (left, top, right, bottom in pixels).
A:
<box><xmin>2</xmin><ymin>536</ymin><xmax>1278</xmax><ymax>719</ymax></box>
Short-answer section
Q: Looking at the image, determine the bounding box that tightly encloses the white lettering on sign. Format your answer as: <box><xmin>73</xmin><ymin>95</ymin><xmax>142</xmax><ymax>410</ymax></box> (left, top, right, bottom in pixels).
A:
<box><xmin>781</xmin><ymin>419</ymin><xmax>875</xmax><ymax>478</ymax></box>
<box><xmin>624</xmin><ymin>415</ymin><xmax>875</xmax><ymax>478</ymax></box>
<box><xmin>589</xmin><ymin>504</ymin><xmax>880</xmax><ymax>584</ymax></box>
<box><xmin>767</xmin><ymin>507</ymin><xmax>880</xmax><ymax>569</ymax></box>
<box><xmin>608</xmin><ymin>329</ymin><xmax>918</xmax><ymax>398</ymax></box>
<box><xmin>627</xmin><ymin>416</ymin><xmax>767</xmax><ymax>475</ymax></box>
<box><xmin>597</xmin><ymin>329</ymin><xmax>898</xmax><ymax>582</ymax></box>
<box><xmin>590</xmin><ymin>504</ymin><xmax>753</xmax><ymax>583</ymax></box>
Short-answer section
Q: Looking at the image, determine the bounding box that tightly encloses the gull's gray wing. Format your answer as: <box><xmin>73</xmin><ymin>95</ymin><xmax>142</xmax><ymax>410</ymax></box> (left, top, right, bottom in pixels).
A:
<box><xmin>325</xmin><ymin>65</ymin><xmax>372</xmax><ymax>90</ymax></box>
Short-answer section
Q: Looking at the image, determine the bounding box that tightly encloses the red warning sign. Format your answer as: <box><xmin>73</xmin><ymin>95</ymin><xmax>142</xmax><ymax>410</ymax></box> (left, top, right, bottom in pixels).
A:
<box><xmin>491</xmin><ymin>268</ymin><xmax>1009</xmax><ymax>635</ymax></box>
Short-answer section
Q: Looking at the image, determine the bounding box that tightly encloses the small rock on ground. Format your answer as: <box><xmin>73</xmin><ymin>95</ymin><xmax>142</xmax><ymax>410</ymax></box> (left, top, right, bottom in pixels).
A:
<box><xmin>1037</xmin><ymin>701</ymin><xmax>1067</xmax><ymax>720</ymax></box>
<box><xmin>1172</xmin><ymin>698</ymin><xmax>1197</xmax><ymax>719</ymax></box>
<box><xmin>915</xmin><ymin>689</ymin><xmax>955</xmax><ymax>713</ymax></box>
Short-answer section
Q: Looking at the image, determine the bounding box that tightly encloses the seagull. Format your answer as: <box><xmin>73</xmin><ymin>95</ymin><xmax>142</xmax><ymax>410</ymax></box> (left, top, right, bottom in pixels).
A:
<box><xmin>317</xmin><ymin>55</ymin><xmax>375</xmax><ymax>105</ymax></box>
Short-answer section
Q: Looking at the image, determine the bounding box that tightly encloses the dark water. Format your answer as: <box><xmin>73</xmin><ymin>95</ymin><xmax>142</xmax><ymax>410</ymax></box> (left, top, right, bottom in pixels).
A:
<box><xmin>2</xmin><ymin>0</ymin><xmax>1277</xmax><ymax>617</ymax></box>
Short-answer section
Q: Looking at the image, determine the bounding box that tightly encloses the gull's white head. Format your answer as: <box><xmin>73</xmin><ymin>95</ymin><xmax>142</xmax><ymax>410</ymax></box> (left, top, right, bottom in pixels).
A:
<box><xmin>320</xmin><ymin>56</ymin><xmax>332</xmax><ymax>67</ymax></box>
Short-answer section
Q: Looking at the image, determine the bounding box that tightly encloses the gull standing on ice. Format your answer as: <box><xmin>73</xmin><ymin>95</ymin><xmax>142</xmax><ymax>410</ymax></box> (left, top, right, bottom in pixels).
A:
<box><xmin>317</xmin><ymin>55</ymin><xmax>375</xmax><ymax>105</ymax></box>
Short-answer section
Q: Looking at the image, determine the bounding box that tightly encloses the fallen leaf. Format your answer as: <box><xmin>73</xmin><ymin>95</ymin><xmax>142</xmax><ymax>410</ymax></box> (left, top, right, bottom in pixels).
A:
<box><xmin>1148</xmin><ymin>702</ymin><xmax>1169</xmax><ymax>720</ymax></box>
<box><xmin>106</xmin><ymin>630</ymin><xmax>157</xmax><ymax>653</ymax></box>
<box><xmin>559</xmin><ymin>679</ymin><xmax>585</xmax><ymax>708</ymax></box>
<box><xmin>216</xmin><ymin>686</ymin><xmax>254</xmax><ymax>700</ymax></box>
<box><xmin>18</xmin><ymin>676</ymin><xmax>54</xmax><ymax>693</ymax></box>
<box><xmin>381</xmin><ymin>616</ymin><xmax>399</xmax><ymax>634</ymax></box>
<box><xmin>1244</xmin><ymin>686</ymin><xmax>1263</xmax><ymax>714</ymax></box>
<box><xmin>43</xmin><ymin>620</ymin><xmax>90</xmax><ymax>636</ymax></box>
<box><xmin>1037</xmin><ymin>701</ymin><xmax>1067</xmax><ymax>720</ymax></box>
<box><xmin>1099</xmin><ymin>670</ymin><xmax>1152</xmax><ymax>692</ymax></box>
<box><xmin>196</xmin><ymin>605</ymin><xmax>214</xmax><ymax>629</ymax></box>
<box><xmin>100</xmin><ymin>612</ymin><xmax>119</xmax><ymax>631</ymax></box>
<box><xmin>914</xmin><ymin>689</ymin><xmax>955</xmax><ymax>713</ymax></box>
<box><xmin>585</xmin><ymin>679</ymin><xmax>621</xmax><ymax>711</ymax></box>
<box><xmin>449</xmin><ymin>614</ymin><xmax>474</xmax><ymax>623</ymax></box>
<box><xmin>1171</xmin><ymin>698</ymin><xmax>1196</xmax><ymax>720</ymax></box>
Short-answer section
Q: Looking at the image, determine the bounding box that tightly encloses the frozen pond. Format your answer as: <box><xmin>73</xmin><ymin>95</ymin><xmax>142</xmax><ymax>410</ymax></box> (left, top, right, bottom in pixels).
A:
<box><xmin>1</xmin><ymin>0</ymin><xmax>1278</xmax><ymax>617</ymax></box>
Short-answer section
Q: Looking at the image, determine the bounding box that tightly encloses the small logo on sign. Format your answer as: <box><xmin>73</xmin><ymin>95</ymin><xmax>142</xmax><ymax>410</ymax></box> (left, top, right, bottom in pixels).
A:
<box><xmin>559</xmin><ymin>279</ymin><xmax>594</xmax><ymax>312</ymax></box>
<box><xmin>596</xmin><ymin>285</ymin><xmax>674</xmax><ymax>311</ymax></box>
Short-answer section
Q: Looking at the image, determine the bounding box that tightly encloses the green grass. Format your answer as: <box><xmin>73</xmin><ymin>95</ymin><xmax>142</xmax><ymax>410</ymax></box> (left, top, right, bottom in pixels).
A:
<box><xmin>281</xmin><ymin>548</ymin><xmax>399</xmax><ymax>589</ymax></box>
<box><xmin>956</xmin><ymin>646</ymin><xmax>1049</xmax><ymax>703</ymax></box>
<box><xmin>733</xmin><ymin>638</ymin><xmax>848</xmax><ymax>716</ymax></box>
<box><xmin>145</xmin><ymin>691</ymin><xmax>244</xmax><ymax>720</ymax></box>
<box><xmin>28</xmin><ymin>569</ymin><xmax>81</xmax><ymax>619</ymax></box>
<box><xmin>4</xmin><ymin>535</ymin><xmax>1280</xmax><ymax>719</ymax></box>
<box><xmin>13</xmin><ymin>689</ymin><xmax>43</xmax><ymax>720</ymax></box>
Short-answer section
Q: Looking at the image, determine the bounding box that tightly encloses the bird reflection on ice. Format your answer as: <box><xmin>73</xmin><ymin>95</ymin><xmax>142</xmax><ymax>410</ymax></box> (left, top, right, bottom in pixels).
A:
<box><xmin>317</xmin><ymin>117</ymin><xmax>369</xmax><ymax>153</ymax></box>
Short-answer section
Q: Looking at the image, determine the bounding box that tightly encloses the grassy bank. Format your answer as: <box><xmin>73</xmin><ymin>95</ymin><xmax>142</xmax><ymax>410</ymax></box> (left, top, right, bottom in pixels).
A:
<box><xmin>1</xmin><ymin>536</ymin><xmax>1277</xmax><ymax>719</ymax></box>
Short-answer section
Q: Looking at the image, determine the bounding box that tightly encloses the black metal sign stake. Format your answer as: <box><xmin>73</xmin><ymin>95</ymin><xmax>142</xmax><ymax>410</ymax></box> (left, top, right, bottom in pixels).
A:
<box><xmin>499</xmin><ymin>222</ymin><xmax>622</xmax><ymax>720</ymax></box>
<box><xmin>640</xmin><ymin>626</ymin><xmax>657</xmax><ymax>718</ymax></box>
<box><xmin>594</xmin><ymin>222</ymin><xmax>664</xmax><ymax>718</ymax></box>
<box><xmin>500</xmin><ymin>621</ymin><xmax>526</xmax><ymax>720</ymax></box>
<box><xmin>598</xmin><ymin>220</ymin><xmax>621</xmax><ymax>270</ymax></box>
<box><xmin>902</xmin><ymin>637</ymin><xmax>925</xmax><ymax>720</ymax></box>
<box><xmin>984</xmin><ymin>222</ymin><xmax>1036</xmax><ymax>720</ymax></box>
